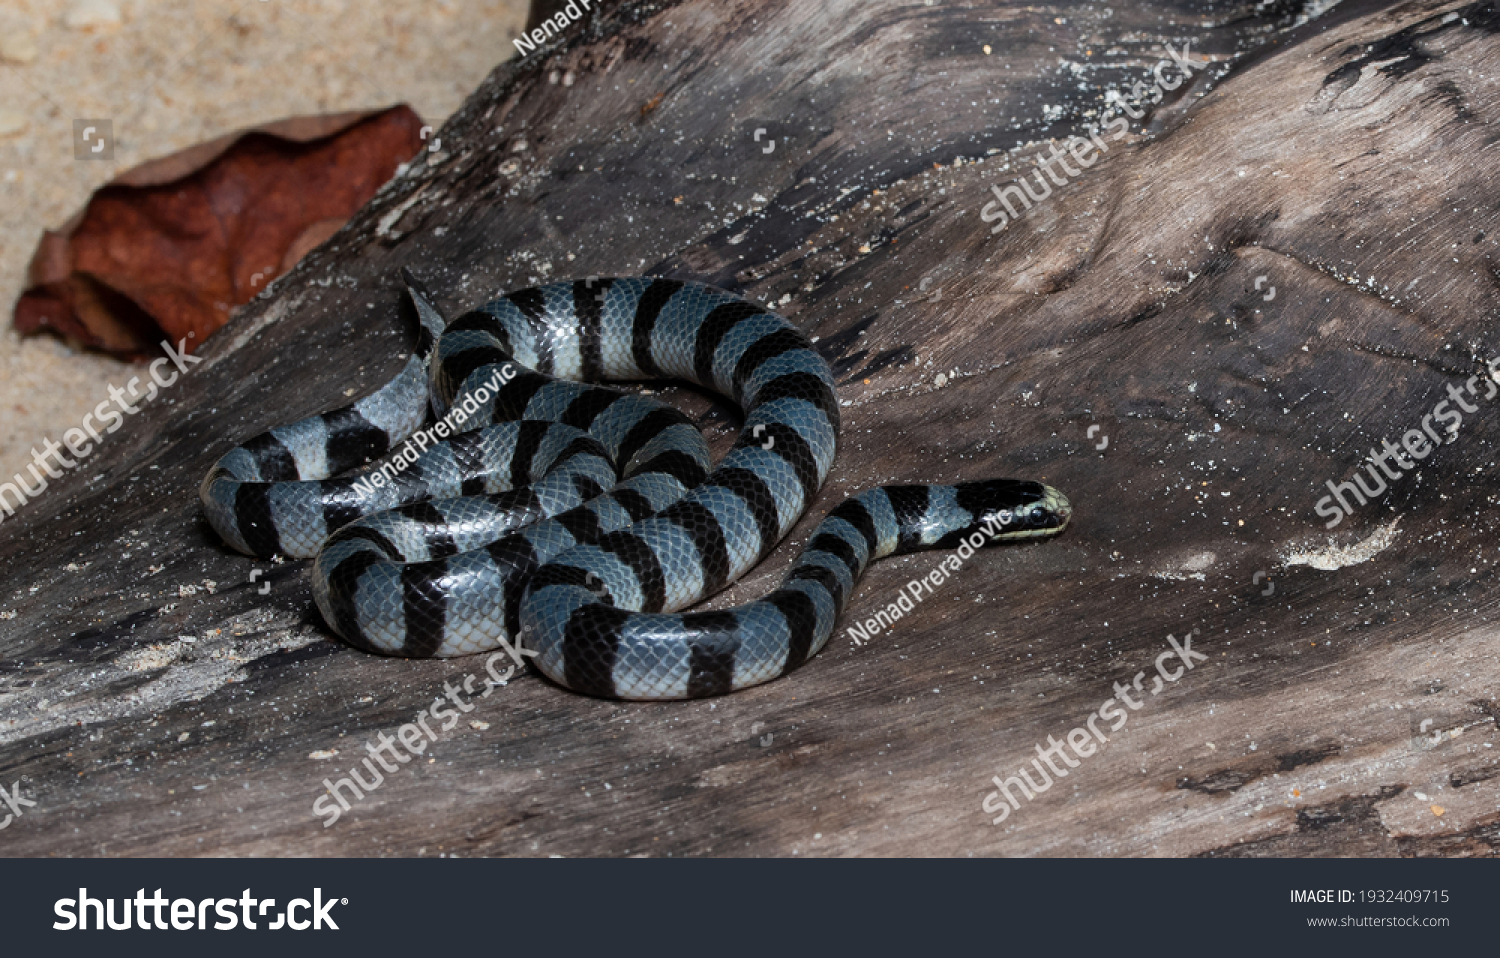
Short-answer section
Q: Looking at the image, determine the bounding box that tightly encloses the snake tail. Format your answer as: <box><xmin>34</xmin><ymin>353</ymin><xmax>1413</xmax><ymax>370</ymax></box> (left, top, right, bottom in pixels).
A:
<box><xmin>520</xmin><ymin>479</ymin><xmax>1071</xmax><ymax>699</ymax></box>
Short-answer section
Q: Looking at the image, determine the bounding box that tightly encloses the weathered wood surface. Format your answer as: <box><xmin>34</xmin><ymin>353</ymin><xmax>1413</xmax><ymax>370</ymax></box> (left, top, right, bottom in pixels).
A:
<box><xmin>3</xmin><ymin>0</ymin><xmax>1499</xmax><ymax>857</ymax></box>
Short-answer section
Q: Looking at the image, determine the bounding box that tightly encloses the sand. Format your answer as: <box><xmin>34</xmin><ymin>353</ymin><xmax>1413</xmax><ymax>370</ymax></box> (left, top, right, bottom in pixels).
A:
<box><xmin>0</xmin><ymin>0</ymin><xmax>530</xmax><ymax>493</ymax></box>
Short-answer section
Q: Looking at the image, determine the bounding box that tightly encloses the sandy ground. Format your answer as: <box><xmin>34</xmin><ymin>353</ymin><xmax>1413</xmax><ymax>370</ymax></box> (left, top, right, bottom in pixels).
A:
<box><xmin>0</xmin><ymin>0</ymin><xmax>530</xmax><ymax>493</ymax></box>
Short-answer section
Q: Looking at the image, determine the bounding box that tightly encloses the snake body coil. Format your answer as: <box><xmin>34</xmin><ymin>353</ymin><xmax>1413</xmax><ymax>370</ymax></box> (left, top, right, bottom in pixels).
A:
<box><xmin>201</xmin><ymin>273</ymin><xmax>1071</xmax><ymax>699</ymax></box>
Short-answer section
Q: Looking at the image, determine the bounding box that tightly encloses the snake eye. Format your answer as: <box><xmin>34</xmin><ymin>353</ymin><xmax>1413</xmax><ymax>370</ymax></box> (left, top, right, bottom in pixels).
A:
<box><xmin>1030</xmin><ymin>504</ymin><xmax>1045</xmax><ymax>523</ymax></box>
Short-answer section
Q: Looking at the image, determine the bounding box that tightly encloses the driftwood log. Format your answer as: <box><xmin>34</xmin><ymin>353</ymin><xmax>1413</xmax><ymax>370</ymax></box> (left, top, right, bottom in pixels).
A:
<box><xmin>3</xmin><ymin>0</ymin><xmax>1499</xmax><ymax>857</ymax></box>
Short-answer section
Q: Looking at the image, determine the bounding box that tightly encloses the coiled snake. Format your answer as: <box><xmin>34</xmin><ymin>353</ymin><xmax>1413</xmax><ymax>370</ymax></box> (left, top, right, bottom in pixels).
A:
<box><xmin>201</xmin><ymin>272</ymin><xmax>1072</xmax><ymax>699</ymax></box>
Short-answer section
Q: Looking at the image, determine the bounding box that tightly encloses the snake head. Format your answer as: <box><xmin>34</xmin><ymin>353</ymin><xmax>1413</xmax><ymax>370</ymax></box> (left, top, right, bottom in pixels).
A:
<box><xmin>957</xmin><ymin>479</ymin><xmax>1072</xmax><ymax>540</ymax></box>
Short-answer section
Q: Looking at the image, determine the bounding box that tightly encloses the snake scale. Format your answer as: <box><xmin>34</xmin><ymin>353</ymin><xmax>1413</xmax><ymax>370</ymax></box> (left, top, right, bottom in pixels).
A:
<box><xmin>201</xmin><ymin>272</ymin><xmax>1072</xmax><ymax>699</ymax></box>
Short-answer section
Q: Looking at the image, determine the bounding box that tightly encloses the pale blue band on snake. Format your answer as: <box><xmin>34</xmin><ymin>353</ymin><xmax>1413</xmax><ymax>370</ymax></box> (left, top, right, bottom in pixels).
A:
<box><xmin>200</xmin><ymin>272</ymin><xmax>1072</xmax><ymax>699</ymax></box>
